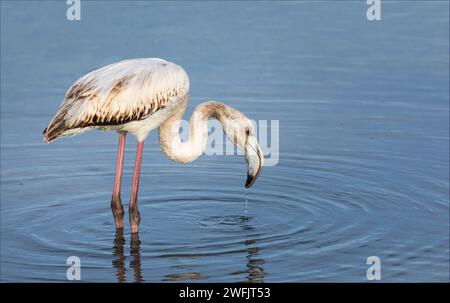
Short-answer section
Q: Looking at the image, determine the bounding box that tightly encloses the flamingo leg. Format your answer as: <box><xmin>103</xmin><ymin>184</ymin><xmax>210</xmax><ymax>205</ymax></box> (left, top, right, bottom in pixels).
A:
<box><xmin>111</xmin><ymin>133</ymin><xmax>126</xmax><ymax>229</ymax></box>
<box><xmin>130</xmin><ymin>141</ymin><xmax>144</xmax><ymax>233</ymax></box>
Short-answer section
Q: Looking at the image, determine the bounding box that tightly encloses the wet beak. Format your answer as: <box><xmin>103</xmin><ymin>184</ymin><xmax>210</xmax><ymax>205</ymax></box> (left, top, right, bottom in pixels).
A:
<box><xmin>244</xmin><ymin>135</ymin><xmax>264</xmax><ymax>188</ymax></box>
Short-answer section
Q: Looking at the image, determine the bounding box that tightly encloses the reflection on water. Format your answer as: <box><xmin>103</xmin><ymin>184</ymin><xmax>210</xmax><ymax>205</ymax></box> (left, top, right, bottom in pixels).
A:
<box><xmin>130</xmin><ymin>233</ymin><xmax>144</xmax><ymax>283</ymax></box>
<box><xmin>228</xmin><ymin>216</ymin><xmax>266</xmax><ymax>283</ymax></box>
<box><xmin>112</xmin><ymin>214</ymin><xmax>266</xmax><ymax>282</ymax></box>
<box><xmin>240</xmin><ymin>216</ymin><xmax>265</xmax><ymax>283</ymax></box>
<box><xmin>112</xmin><ymin>231</ymin><xmax>143</xmax><ymax>283</ymax></box>
<box><xmin>161</xmin><ymin>215</ymin><xmax>265</xmax><ymax>283</ymax></box>
<box><xmin>112</xmin><ymin>230</ymin><xmax>126</xmax><ymax>282</ymax></box>
<box><xmin>164</xmin><ymin>272</ymin><xmax>208</xmax><ymax>282</ymax></box>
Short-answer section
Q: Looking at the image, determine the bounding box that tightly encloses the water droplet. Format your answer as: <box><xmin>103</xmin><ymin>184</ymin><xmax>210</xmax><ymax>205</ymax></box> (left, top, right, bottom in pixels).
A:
<box><xmin>244</xmin><ymin>190</ymin><xmax>248</xmax><ymax>215</ymax></box>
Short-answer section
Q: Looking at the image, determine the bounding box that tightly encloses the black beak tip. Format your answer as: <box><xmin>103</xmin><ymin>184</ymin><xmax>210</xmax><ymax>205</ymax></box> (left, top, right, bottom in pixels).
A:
<box><xmin>245</xmin><ymin>175</ymin><xmax>255</xmax><ymax>188</ymax></box>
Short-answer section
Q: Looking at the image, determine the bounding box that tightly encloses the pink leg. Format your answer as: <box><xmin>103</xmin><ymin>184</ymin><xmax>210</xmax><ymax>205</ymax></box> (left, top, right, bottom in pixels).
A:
<box><xmin>130</xmin><ymin>141</ymin><xmax>144</xmax><ymax>234</ymax></box>
<box><xmin>111</xmin><ymin>133</ymin><xmax>126</xmax><ymax>229</ymax></box>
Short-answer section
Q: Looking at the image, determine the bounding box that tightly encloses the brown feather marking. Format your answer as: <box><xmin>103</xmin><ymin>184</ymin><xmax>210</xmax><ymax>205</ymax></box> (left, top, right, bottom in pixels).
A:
<box><xmin>66</xmin><ymin>84</ymin><xmax>83</xmax><ymax>100</ymax></box>
<box><xmin>107</xmin><ymin>78</ymin><xmax>126</xmax><ymax>102</ymax></box>
<box><xmin>66</xmin><ymin>79</ymin><xmax>96</xmax><ymax>101</ymax></box>
<box><xmin>48</xmin><ymin>82</ymin><xmax>179</xmax><ymax>138</ymax></box>
<box><xmin>43</xmin><ymin>105</ymin><xmax>70</xmax><ymax>143</ymax></box>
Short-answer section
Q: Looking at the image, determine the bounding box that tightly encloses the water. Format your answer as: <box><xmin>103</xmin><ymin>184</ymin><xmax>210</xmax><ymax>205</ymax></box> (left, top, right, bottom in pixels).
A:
<box><xmin>1</xmin><ymin>1</ymin><xmax>449</xmax><ymax>282</ymax></box>
<box><xmin>245</xmin><ymin>190</ymin><xmax>248</xmax><ymax>216</ymax></box>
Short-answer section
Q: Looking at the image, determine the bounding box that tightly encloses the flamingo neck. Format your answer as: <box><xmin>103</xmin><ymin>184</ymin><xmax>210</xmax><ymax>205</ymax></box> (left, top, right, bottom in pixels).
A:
<box><xmin>159</xmin><ymin>98</ymin><xmax>229</xmax><ymax>163</ymax></box>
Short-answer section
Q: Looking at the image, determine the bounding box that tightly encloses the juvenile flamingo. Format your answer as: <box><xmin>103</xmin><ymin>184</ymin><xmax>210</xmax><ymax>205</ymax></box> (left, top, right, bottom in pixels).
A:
<box><xmin>43</xmin><ymin>58</ymin><xmax>264</xmax><ymax>233</ymax></box>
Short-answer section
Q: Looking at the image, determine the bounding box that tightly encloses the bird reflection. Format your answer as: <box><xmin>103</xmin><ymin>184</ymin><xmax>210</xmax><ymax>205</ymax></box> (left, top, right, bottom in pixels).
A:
<box><xmin>239</xmin><ymin>215</ymin><xmax>265</xmax><ymax>283</ymax></box>
<box><xmin>112</xmin><ymin>214</ymin><xmax>264</xmax><ymax>282</ymax></box>
<box><xmin>112</xmin><ymin>230</ymin><xmax>144</xmax><ymax>282</ymax></box>
<box><xmin>112</xmin><ymin>229</ymin><xmax>126</xmax><ymax>282</ymax></box>
<box><xmin>130</xmin><ymin>233</ymin><xmax>144</xmax><ymax>282</ymax></box>
<box><xmin>161</xmin><ymin>214</ymin><xmax>265</xmax><ymax>282</ymax></box>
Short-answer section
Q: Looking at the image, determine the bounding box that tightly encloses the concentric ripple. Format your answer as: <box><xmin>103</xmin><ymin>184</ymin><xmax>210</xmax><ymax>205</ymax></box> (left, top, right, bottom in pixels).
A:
<box><xmin>2</xmin><ymin>147</ymin><xmax>448</xmax><ymax>282</ymax></box>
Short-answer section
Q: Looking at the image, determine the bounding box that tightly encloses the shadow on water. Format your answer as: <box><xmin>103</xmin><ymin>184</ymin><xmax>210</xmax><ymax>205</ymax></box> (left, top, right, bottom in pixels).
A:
<box><xmin>112</xmin><ymin>230</ymin><xmax>144</xmax><ymax>283</ymax></box>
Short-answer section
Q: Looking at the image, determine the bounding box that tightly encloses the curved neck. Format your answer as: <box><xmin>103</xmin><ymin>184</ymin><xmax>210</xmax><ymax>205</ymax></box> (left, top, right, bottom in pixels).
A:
<box><xmin>159</xmin><ymin>98</ymin><xmax>231</xmax><ymax>163</ymax></box>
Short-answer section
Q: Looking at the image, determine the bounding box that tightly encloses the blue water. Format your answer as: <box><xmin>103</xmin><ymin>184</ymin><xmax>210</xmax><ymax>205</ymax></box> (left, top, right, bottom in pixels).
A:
<box><xmin>0</xmin><ymin>1</ymin><xmax>449</xmax><ymax>282</ymax></box>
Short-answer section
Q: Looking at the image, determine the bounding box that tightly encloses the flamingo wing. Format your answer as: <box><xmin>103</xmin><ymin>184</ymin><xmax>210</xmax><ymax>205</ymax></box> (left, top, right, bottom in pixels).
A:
<box><xmin>43</xmin><ymin>58</ymin><xmax>189</xmax><ymax>143</ymax></box>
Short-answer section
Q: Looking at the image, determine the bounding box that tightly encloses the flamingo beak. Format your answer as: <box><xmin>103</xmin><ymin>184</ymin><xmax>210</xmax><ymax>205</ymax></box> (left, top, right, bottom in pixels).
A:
<box><xmin>244</xmin><ymin>135</ymin><xmax>264</xmax><ymax>188</ymax></box>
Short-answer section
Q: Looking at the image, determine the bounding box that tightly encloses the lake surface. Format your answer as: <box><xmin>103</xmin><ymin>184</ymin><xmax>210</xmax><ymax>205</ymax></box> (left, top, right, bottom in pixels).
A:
<box><xmin>1</xmin><ymin>1</ymin><xmax>449</xmax><ymax>282</ymax></box>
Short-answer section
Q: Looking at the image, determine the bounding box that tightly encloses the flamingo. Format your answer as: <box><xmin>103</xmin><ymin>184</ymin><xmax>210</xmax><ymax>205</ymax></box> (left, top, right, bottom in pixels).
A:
<box><xmin>43</xmin><ymin>58</ymin><xmax>264</xmax><ymax>233</ymax></box>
